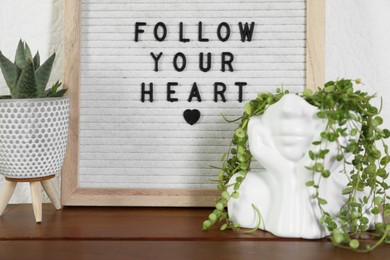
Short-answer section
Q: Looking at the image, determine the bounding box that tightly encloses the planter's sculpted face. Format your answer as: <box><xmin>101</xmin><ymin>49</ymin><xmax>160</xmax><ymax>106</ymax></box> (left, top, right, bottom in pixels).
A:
<box><xmin>261</xmin><ymin>94</ymin><xmax>320</xmax><ymax>161</ymax></box>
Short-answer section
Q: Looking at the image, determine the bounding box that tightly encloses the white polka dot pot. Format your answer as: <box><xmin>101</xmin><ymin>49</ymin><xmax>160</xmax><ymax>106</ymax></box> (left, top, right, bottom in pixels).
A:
<box><xmin>0</xmin><ymin>97</ymin><xmax>70</xmax><ymax>179</ymax></box>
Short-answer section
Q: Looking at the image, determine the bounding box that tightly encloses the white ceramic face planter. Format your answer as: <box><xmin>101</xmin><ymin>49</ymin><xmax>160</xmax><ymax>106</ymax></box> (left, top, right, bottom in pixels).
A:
<box><xmin>227</xmin><ymin>94</ymin><xmax>378</xmax><ymax>239</ymax></box>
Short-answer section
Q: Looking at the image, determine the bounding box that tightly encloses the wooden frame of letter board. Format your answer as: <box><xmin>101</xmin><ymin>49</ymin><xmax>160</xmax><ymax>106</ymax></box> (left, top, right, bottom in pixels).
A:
<box><xmin>62</xmin><ymin>0</ymin><xmax>325</xmax><ymax>206</ymax></box>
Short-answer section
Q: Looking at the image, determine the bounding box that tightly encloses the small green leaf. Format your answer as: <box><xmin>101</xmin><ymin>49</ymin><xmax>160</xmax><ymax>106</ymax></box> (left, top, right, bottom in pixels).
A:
<box><xmin>202</xmin><ymin>220</ymin><xmax>211</xmax><ymax>230</ymax></box>
<box><xmin>386</xmin><ymin>223</ymin><xmax>390</xmax><ymax>231</ymax></box>
<box><xmin>380</xmin><ymin>156</ymin><xmax>390</xmax><ymax>165</ymax></box>
<box><xmin>221</xmin><ymin>191</ymin><xmax>229</xmax><ymax>199</ymax></box>
<box><xmin>317</xmin><ymin>111</ymin><xmax>326</xmax><ymax>119</ymax></box>
<box><xmin>382</xmin><ymin>129</ymin><xmax>390</xmax><ymax>138</ymax></box>
<box><xmin>322</xmin><ymin>170</ymin><xmax>330</xmax><ymax>178</ymax></box>
<box><xmin>351</xmin><ymin>211</ymin><xmax>360</xmax><ymax>219</ymax></box>
<box><xmin>342</xmin><ymin>187</ymin><xmax>352</xmax><ymax>195</ymax></box>
<box><xmin>244</xmin><ymin>102</ymin><xmax>252</xmax><ymax>115</ymax></box>
<box><xmin>374</xmin><ymin>197</ymin><xmax>382</xmax><ymax>205</ymax></box>
<box><xmin>371</xmin><ymin>207</ymin><xmax>380</xmax><ymax>215</ymax></box>
<box><xmin>313</xmin><ymin>163</ymin><xmax>324</xmax><ymax>172</ymax></box>
<box><xmin>235</xmin><ymin>128</ymin><xmax>245</xmax><ymax>138</ymax></box>
<box><xmin>309</xmin><ymin>150</ymin><xmax>315</xmax><ymax>160</ymax></box>
<box><xmin>324</xmin><ymin>85</ymin><xmax>335</xmax><ymax>93</ymax></box>
<box><xmin>355</xmin><ymin>78</ymin><xmax>361</xmax><ymax>84</ymax></box>
<box><xmin>349</xmin><ymin>239</ymin><xmax>360</xmax><ymax>249</ymax></box>
<box><xmin>319</xmin><ymin>149</ymin><xmax>330</xmax><ymax>159</ymax></box>
<box><xmin>303</xmin><ymin>88</ymin><xmax>313</xmax><ymax>97</ymax></box>
<box><xmin>235</xmin><ymin>176</ymin><xmax>243</xmax><ymax>183</ymax></box>
<box><xmin>208</xmin><ymin>213</ymin><xmax>217</xmax><ymax>222</ymax></box>
<box><xmin>332</xmin><ymin>232</ymin><xmax>344</xmax><ymax>245</ymax></box>
<box><xmin>232</xmin><ymin>191</ymin><xmax>239</xmax><ymax>199</ymax></box>
<box><xmin>216</xmin><ymin>202</ymin><xmax>224</xmax><ymax>211</ymax></box>
<box><xmin>237</xmin><ymin>155</ymin><xmax>246</xmax><ymax>162</ymax></box>
<box><xmin>324</xmin><ymin>81</ymin><xmax>335</xmax><ymax>87</ymax></box>
<box><xmin>220</xmin><ymin>224</ymin><xmax>228</xmax><ymax>231</ymax></box>
<box><xmin>318</xmin><ymin>198</ymin><xmax>328</xmax><ymax>205</ymax></box>
<box><xmin>306</xmin><ymin>180</ymin><xmax>315</xmax><ymax>187</ymax></box>
<box><xmin>239</xmin><ymin>162</ymin><xmax>248</xmax><ymax>170</ymax></box>
<box><xmin>374</xmin><ymin>116</ymin><xmax>383</xmax><ymax>126</ymax></box>
<box><xmin>237</xmin><ymin>146</ymin><xmax>245</xmax><ymax>155</ymax></box>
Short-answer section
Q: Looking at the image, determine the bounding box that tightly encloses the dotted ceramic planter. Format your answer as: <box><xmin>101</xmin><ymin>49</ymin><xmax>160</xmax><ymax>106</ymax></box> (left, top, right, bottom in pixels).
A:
<box><xmin>0</xmin><ymin>97</ymin><xmax>70</xmax><ymax>179</ymax></box>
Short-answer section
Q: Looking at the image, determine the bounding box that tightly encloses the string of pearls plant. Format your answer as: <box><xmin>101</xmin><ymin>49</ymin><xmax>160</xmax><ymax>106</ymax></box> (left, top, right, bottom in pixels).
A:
<box><xmin>203</xmin><ymin>79</ymin><xmax>390</xmax><ymax>252</ymax></box>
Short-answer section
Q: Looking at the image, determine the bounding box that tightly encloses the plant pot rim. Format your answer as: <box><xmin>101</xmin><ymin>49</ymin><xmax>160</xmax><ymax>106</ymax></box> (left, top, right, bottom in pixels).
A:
<box><xmin>0</xmin><ymin>96</ymin><xmax>69</xmax><ymax>103</ymax></box>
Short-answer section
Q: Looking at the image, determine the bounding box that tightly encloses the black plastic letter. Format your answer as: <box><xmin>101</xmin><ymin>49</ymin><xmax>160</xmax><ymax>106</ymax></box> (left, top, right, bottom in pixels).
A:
<box><xmin>199</xmin><ymin>52</ymin><xmax>211</xmax><ymax>72</ymax></box>
<box><xmin>217</xmin><ymin>22</ymin><xmax>231</xmax><ymax>42</ymax></box>
<box><xmin>135</xmin><ymin>22</ymin><xmax>147</xmax><ymax>42</ymax></box>
<box><xmin>167</xmin><ymin>82</ymin><xmax>179</xmax><ymax>102</ymax></box>
<box><xmin>214</xmin><ymin>82</ymin><xmax>227</xmax><ymax>102</ymax></box>
<box><xmin>198</xmin><ymin>22</ymin><xmax>209</xmax><ymax>42</ymax></box>
<box><xmin>238</xmin><ymin>22</ymin><xmax>255</xmax><ymax>42</ymax></box>
<box><xmin>141</xmin><ymin>82</ymin><xmax>153</xmax><ymax>102</ymax></box>
<box><xmin>150</xmin><ymin>52</ymin><xmax>163</xmax><ymax>72</ymax></box>
<box><xmin>235</xmin><ymin>82</ymin><xmax>247</xmax><ymax>103</ymax></box>
<box><xmin>188</xmin><ymin>82</ymin><xmax>202</xmax><ymax>102</ymax></box>
<box><xmin>154</xmin><ymin>22</ymin><xmax>167</xmax><ymax>41</ymax></box>
<box><xmin>173</xmin><ymin>52</ymin><xmax>187</xmax><ymax>72</ymax></box>
<box><xmin>179</xmin><ymin>22</ymin><xmax>190</xmax><ymax>43</ymax></box>
<box><xmin>221</xmin><ymin>52</ymin><xmax>234</xmax><ymax>72</ymax></box>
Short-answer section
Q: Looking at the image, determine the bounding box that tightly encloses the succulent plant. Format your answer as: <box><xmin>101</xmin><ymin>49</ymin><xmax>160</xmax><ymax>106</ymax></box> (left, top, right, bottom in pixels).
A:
<box><xmin>0</xmin><ymin>40</ymin><xmax>66</xmax><ymax>99</ymax></box>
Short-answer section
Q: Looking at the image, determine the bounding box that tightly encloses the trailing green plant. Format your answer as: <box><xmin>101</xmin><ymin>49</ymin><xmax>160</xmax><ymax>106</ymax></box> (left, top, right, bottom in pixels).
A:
<box><xmin>203</xmin><ymin>79</ymin><xmax>390</xmax><ymax>252</ymax></box>
<box><xmin>0</xmin><ymin>40</ymin><xmax>66</xmax><ymax>99</ymax></box>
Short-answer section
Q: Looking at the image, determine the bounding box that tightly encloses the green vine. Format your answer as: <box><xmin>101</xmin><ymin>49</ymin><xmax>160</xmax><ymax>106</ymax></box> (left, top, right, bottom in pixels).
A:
<box><xmin>203</xmin><ymin>79</ymin><xmax>390</xmax><ymax>252</ymax></box>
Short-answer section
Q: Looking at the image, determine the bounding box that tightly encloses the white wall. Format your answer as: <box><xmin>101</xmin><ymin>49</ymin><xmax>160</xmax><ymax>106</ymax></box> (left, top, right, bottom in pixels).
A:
<box><xmin>0</xmin><ymin>0</ymin><xmax>390</xmax><ymax>203</ymax></box>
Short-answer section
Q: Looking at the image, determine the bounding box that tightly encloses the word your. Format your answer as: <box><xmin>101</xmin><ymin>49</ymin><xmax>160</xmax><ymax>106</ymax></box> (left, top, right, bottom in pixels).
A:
<box><xmin>150</xmin><ymin>52</ymin><xmax>234</xmax><ymax>72</ymax></box>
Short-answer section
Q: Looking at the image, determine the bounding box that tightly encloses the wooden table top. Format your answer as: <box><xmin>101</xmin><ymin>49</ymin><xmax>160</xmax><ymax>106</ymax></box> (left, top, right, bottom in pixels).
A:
<box><xmin>0</xmin><ymin>204</ymin><xmax>389</xmax><ymax>259</ymax></box>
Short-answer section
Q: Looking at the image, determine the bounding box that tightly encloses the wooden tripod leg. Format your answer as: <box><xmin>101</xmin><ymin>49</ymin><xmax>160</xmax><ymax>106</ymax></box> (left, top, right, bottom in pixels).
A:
<box><xmin>41</xmin><ymin>179</ymin><xmax>61</xmax><ymax>210</ymax></box>
<box><xmin>30</xmin><ymin>181</ymin><xmax>42</xmax><ymax>223</ymax></box>
<box><xmin>0</xmin><ymin>181</ymin><xmax>17</xmax><ymax>216</ymax></box>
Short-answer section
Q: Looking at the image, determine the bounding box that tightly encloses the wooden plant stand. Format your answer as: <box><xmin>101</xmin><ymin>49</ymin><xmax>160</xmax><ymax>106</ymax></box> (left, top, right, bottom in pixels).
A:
<box><xmin>0</xmin><ymin>175</ymin><xmax>61</xmax><ymax>223</ymax></box>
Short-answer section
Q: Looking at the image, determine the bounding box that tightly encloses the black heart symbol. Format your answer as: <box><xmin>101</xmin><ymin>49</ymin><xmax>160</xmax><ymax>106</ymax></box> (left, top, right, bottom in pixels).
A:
<box><xmin>183</xmin><ymin>109</ymin><xmax>201</xmax><ymax>125</ymax></box>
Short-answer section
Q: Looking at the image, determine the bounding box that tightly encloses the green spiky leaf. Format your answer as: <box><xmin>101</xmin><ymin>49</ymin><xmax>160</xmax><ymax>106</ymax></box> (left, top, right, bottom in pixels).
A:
<box><xmin>15</xmin><ymin>59</ymin><xmax>37</xmax><ymax>98</ymax></box>
<box><xmin>48</xmin><ymin>88</ymin><xmax>67</xmax><ymax>97</ymax></box>
<box><xmin>24</xmin><ymin>43</ymin><xmax>33</xmax><ymax>63</ymax></box>
<box><xmin>33</xmin><ymin>51</ymin><xmax>40</xmax><ymax>70</ymax></box>
<box><xmin>35</xmin><ymin>52</ymin><xmax>55</xmax><ymax>97</ymax></box>
<box><xmin>0</xmin><ymin>51</ymin><xmax>18</xmax><ymax>97</ymax></box>
<box><xmin>45</xmin><ymin>81</ymin><xmax>67</xmax><ymax>97</ymax></box>
<box><xmin>14</xmin><ymin>39</ymin><xmax>26</xmax><ymax>69</ymax></box>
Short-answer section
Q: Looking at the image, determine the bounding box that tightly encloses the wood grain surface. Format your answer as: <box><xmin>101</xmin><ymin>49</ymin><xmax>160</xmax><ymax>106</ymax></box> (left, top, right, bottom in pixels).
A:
<box><xmin>0</xmin><ymin>205</ymin><xmax>389</xmax><ymax>260</ymax></box>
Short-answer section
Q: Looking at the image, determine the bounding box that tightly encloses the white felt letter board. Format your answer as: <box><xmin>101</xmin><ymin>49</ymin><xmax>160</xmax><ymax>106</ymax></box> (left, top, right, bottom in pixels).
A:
<box><xmin>62</xmin><ymin>0</ymin><xmax>325</xmax><ymax>206</ymax></box>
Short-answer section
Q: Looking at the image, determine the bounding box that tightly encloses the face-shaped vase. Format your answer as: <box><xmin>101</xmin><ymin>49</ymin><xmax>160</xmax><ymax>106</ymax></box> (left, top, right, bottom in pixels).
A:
<box><xmin>261</xmin><ymin>94</ymin><xmax>323</xmax><ymax>162</ymax></box>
